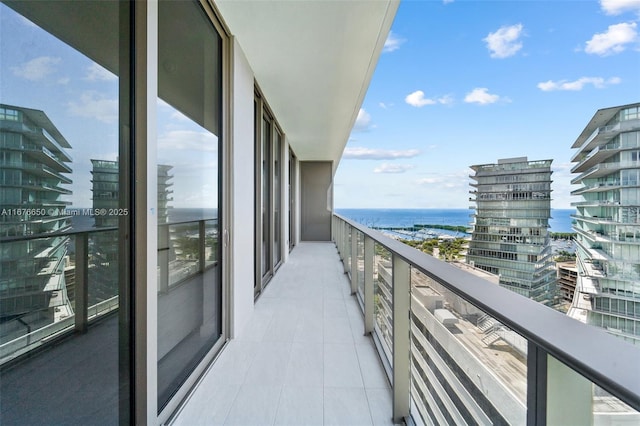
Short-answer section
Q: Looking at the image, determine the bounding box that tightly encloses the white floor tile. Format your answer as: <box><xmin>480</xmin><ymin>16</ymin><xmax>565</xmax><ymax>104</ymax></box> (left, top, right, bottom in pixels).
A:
<box><xmin>324</xmin><ymin>343</ymin><xmax>363</xmax><ymax>388</ymax></box>
<box><xmin>324</xmin><ymin>387</ymin><xmax>373</xmax><ymax>426</ymax></box>
<box><xmin>274</xmin><ymin>386</ymin><xmax>323</xmax><ymax>426</ymax></box>
<box><xmin>356</xmin><ymin>344</ymin><xmax>391</xmax><ymax>389</ymax></box>
<box><xmin>365</xmin><ymin>388</ymin><xmax>396</xmax><ymax>426</ymax></box>
<box><xmin>243</xmin><ymin>341</ymin><xmax>292</xmax><ymax>386</ymax></box>
<box><xmin>173</xmin><ymin>384</ymin><xmax>240</xmax><ymax>426</ymax></box>
<box><xmin>224</xmin><ymin>385</ymin><xmax>282</xmax><ymax>426</ymax></box>
<box><xmin>208</xmin><ymin>340</ymin><xmax>259</xmax><ymax>385</ymax></box>
<box><xmin>293</xmin><ymin>315</ymin><xmax>324</xmax><ymax>343</ymax></box>
<box><xmin>324</xmin><ymin>315</ymin><xmax>355</xmax><ymax>344</ymax></box>
<box><xmin>284</xmin><ymin>343</ymin><xmax>323</xmax><ymax>387</ymax></box>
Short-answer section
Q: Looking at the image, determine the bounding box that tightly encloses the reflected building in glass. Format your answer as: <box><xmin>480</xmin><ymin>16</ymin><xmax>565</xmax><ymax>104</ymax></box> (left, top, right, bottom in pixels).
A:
<box><xmin>570</xmin><ymin>103</ymin><xmax>640</xmax><ymax>346</ymax></box>
<box><xmin>0</xmin><ymin>104</ymin><xmax>73</xmax><ymax>343</ymax></box>
<box><xmin>467</xmin><ymin>157</ymin><xmax>556</xmax><ymax>305</ymax></box>
<box><xmin>91</xmin><ymin>160</ymin><xmax>174</xmax><ymax>306</ymax></box>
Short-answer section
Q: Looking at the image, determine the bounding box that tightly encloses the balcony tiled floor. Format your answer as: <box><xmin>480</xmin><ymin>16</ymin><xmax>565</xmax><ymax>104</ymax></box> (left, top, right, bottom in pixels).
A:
<box><xmin>173</xmin><ymin>242</ymin><xmax>397</xmax><ymax>426</ymax></box>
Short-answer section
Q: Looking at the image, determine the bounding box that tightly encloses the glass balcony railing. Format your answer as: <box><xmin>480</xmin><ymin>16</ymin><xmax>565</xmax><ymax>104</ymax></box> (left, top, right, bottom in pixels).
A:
<box><xmin>0</xmin><ymin>227</ymin><xmax>117</xmax><ymax>365</ymax></box>
<box><xmin>0</xmin><ymin>219</ymin><xmax>215</xmax><ymax>366</ymax></box>
<box><xmin>333</xmin><ymin>213</ymin><xmax>640</xmax><ymax>425</ymax></box>
<box><xmin>157</xmin><ymin>218</ymin><xmax>218</xmax><ymax>292</ymax></box>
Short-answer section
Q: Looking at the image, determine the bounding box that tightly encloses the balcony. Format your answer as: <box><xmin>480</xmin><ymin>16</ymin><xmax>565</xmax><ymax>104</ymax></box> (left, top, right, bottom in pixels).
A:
<box><xmin>570</xmin><ymin>141</ymin><xmax>622</xmax><ymax>173</ymax></box>
<box><xmin>173</xmin><ymin>215</ymin><xmax>640</xmax><ymax>425</ymax></box>
<box><xmin>2</xmin><ymin>216</ymin><xmax>640</xmax><ymax>425</ymax></box>
<box><xmin>173</xmin><ymin>242</ymin><xmax>394</xmax><ymax>425</ymax></box>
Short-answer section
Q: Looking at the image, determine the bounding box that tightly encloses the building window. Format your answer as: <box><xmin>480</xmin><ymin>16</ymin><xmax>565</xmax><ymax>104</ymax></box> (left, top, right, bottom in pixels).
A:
<box><xmin>0</xmin><ymin>1</ymin><xmax>131</xmax><ymax>424</ymax></box>
<box><xmin>156</xmin><ymin>0</ymin><xmax>224</xmax><ymax>411</ymax></box>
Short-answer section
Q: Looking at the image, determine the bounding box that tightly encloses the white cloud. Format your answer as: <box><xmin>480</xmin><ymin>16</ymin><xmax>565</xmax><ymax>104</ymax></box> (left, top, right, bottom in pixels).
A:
<box><xmin>443</xmin><ymin>0</ymin><xmax>455</xmax><ymax>4</ymax></box>
<box><xmin>484</xmin><ymin>24</ymin><xmax>524</xmax><ymax>58</ymax></box>
<box><xmin>343</xmin><ymin>147</ymin><xmax>420</xmax><ymax>160</ymax></box>
<box><xmin>68</xmin><ymin>91</ymin><xmax>118</xmax><ymax>123</ymax></box>
<box><xmin>374</xmin><ymin>164</ymin><xmax>414</xmax><ymax>174</ymax></box>
<box><xmin>405</xmin><ymin>90</ymin><xmax>453</xmax><ymax>107</ymax></box>
<box><xmin>383</xmin><ymin>31</ymin><xmax>405</xmax><ymax>53</ymax></box>
<box><xmin>11</xmin><ymin>56</ymin><xmax>61</xmax><ymax>81</ymax></box>
<box><xmin>379</xmin><ymin>102</ymin><xmax>394</xmax><ymax>109</ymax></box>
<box><xmin>158</xmin><ymin>130</ymin><xmax>218</xmax><ymax>152</ymax></box>
<box><xmin>86</xmin><ymin>63</ymin><xmax>117</xmax><ymax>81</ymax></box>
<box><xmin>600</xmin><ymin>0</ymin><xmax>640</xmax><ymax>15</ymax></box>
<box><xmin>353</xmin><ymin>108</ymin><xmax>374</xmax><ymax>132</ymax></box>
<box><xmin>585</xmin><ymin>22</ymin><xmax>638</xmax><ymax>55</ymax></box>
<box><xmin>416</xmin><ymin>172</ymin><xmax>467</xmax><ymax>189</ymax></box>
<box><xmin>537</xmin><ymin>76</ymin><xmax>621</xmax><ymax>91</ymax></box>
<box><xmin>464</xmin><ymin>88</ymin><xmax>502</xmax><ymax>105</ymax></box>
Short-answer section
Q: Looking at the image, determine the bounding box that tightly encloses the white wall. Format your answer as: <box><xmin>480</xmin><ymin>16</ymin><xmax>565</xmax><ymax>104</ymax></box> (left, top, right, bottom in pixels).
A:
<box><xmin>230</xmin><ymin>37</ymin><xmax>255</xmax><ymax>338</ymax></box>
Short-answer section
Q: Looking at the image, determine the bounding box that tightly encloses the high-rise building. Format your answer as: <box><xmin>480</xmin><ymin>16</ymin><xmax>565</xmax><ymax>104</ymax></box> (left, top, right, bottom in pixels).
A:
<box><xmin>467</xmin><ymin>157</ymin><xmax>556</xmax><ymax>304</ymax></box>
<box><xmin>0</xmin><ymin>104</ymin><xmax>73</xmax><ymax>341</ymax></box>
<box><xmin>570</xmin><ymin>103</ymin><xmax>640</xmax><ymax>346</ymax></box>
<box><xmin>90</xmin><ymin>160</ymin><xmax>174</xmax><ymax>304</ymax></box>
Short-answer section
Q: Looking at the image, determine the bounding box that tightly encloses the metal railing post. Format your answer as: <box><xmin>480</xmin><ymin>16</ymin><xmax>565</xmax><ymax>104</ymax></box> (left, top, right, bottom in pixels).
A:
<box><xmin>526</xmin><ymin>341</ymin><xmax>547</xmax><ymax>426</ymax></box>
<box><xmin>343</xmin><ymin>224</ymin><xmax>350</xmax><ymax>274</ymax></box>
<box><xmin>350</xmin><ymin>230</ymin><xmax>358</xmax><ymax>294</ymax></box>
<box><xmin>364</xmin><ymin>235</ymin><xmax>374</xmax><ymax>334</ymax></box>
<box><xmin>392</xmin><ymin>254</ymin><xmax>410</xmax><ymax>422</ymax></box>
<box><xmin>75</xmin><ymin>232</ymin><xmax>89</xmax><ymax>333</ymax></box>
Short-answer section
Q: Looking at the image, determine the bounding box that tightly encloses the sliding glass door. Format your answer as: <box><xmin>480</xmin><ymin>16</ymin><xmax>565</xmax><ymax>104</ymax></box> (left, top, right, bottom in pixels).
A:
<box><xmin>156</xmin><ymin>0</ymin><xmax>224</xmax><ymax>411</ymax></box>
<box><xmin>254</xmin><ymin>93</ymin><xmax>284</xmax><ymax>295</ymax></box>
<box><xmin>0</xmin><ymin>1</ymin><xmax>132</xmax><ymax>423</ymax></box>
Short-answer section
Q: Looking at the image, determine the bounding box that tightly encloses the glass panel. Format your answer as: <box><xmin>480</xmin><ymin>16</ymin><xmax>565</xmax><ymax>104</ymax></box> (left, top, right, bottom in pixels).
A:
<box><xmin>546</xmin><ymin>354</ymin><xmax>640</xmax><ymax>425</ymax></box>
<box><xmin>157</xmin><ymin>0</ymin><xmax>222</xmax><ymax>410</ymax></box>
<box><xmin>167</xmin><ymin>222</ymin><xmax>201</xmax><ymax>287</ymax></box>
<box><xmin>0</xmin><ymin>1</ymin><xmax>130</xmax><ymax>423</ymax></box>
<box><xmin>88</xmin><ymin>229</ymin><xmax>119</xmax><ymax>319</ymax></box>
<box><xmin>273</xmin><ymin>131</ymin><xmax>282</xmax><ymax>266</ymax></box>
<box><xmin>374</xmin><ymin>243</ymin><xmax>393</xmax><ymax>361</ymax></box>
<box><xmin>410</xmin><ymin>268</ymin><xmax>527</xmax><ymax>425</ymax></box>
<box><xmin>261</xmin><ymin>117</ymin><xmax>271</xmax><ymax>279</ymax></box>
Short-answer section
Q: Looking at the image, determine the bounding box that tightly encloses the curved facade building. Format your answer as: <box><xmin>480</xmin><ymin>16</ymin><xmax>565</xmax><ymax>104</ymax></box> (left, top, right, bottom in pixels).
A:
<box><xmin>570</xmin><ymin>103</ymin><xmax>640</xmax><ymax>346</ymax></box>
<box><xmin>0</xmin><ymin>104</ymin><xmax>72</xmax><ymax>340</ymax></box>
<box><xmin>467</xmin><ymin>157</ymin><xmax>556</xmax><ymax>304</ymax></box>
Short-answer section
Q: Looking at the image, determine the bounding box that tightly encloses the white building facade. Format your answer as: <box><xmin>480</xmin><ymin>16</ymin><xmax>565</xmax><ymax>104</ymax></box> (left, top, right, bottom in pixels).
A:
<box><xmin>570</xmin><ymin>103</ymin><xmax>640</xmax><ymax>346</ymax></box>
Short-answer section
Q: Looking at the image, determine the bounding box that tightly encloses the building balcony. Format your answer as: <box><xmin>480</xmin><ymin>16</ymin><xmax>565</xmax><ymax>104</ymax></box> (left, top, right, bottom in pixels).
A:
<box><xmin>571</xmin><ymin>181</ymin><xmax>621</xmax><ymax>196</ymax></box>
<box><xmin>571</xmin><ymin>199</ymin><xmax>621</xmax><ymax>207</ymax></box>
<box><xmin>0</xmin><ymin>120</ymin><xmax>72</xmax><ymax>163</ymax></box>
<box><xmin>571</xmin><ymin>161</ymin><xmax>639</xmax><ymax>184</ymax></box>
<box><xmin>571</xmin><ymin>141</ymin><xmax>622</xmax><ymax>173</ymax></box>
<box><xmin>178</xmin><ymin>214</ymin><xmax>640</xmax><ymax>425</ymax></box>
<box><xmin>2</xmin><ymin>216</ymin><xmax>640</xmax><ymax>425</ymax></box>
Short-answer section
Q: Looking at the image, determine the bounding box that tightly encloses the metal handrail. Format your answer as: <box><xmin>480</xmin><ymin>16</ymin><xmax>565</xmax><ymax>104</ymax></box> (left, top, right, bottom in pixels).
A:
<box><xmin>334</xmin><ymin>213</ymin><xmax>640</xmax><ymax>412</ymax></box>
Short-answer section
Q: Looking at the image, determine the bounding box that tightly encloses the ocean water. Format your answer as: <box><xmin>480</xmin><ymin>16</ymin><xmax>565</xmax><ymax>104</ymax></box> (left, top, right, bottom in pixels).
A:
<box><xmin>336</xmin><ymin>208</ymin><xmax>576</xmax><ymax>234</ymax></box>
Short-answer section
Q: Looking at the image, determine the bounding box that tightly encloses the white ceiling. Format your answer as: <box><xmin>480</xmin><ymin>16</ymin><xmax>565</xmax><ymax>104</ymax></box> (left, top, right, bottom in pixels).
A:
<box><xmin>216</xmin><ymin>0</ymin><xmax>399</xmax><ymax>172</ymax></box>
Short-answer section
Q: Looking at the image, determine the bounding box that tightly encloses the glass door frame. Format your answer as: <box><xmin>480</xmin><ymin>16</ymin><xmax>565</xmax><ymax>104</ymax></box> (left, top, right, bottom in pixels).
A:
<box><xmin>138</xmin><ymin>0</ymin><xmax>233</xmax><ymax>423</ymax></box>
<box><xmin>254</xmin><ymin>87</ymin><xmax>285</xmax><ymax>297</ymax></box>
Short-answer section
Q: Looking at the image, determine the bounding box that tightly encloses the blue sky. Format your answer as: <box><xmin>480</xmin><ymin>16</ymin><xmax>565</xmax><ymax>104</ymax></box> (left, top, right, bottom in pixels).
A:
<box><xmin>334</xmin><ymin>0</ymin><xmax>640</xmax><ymax>209</ymax></box>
